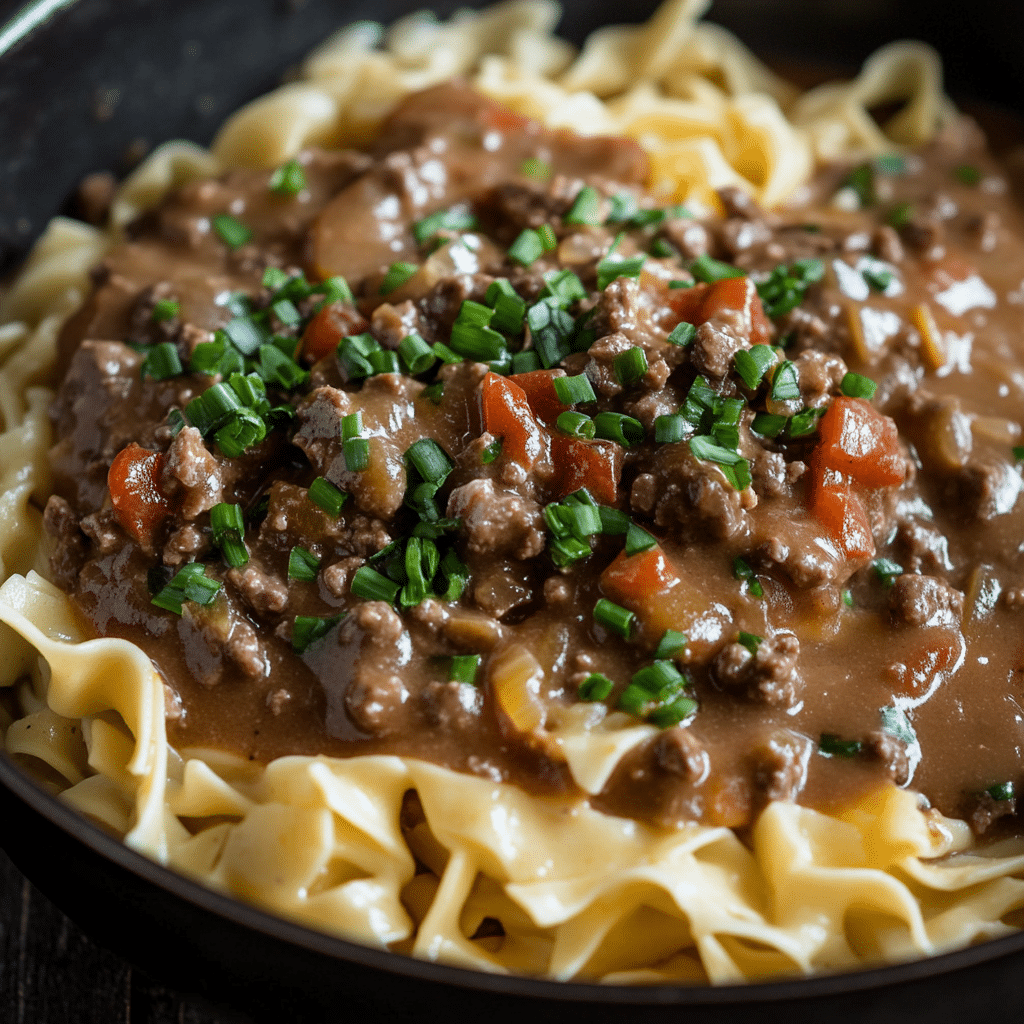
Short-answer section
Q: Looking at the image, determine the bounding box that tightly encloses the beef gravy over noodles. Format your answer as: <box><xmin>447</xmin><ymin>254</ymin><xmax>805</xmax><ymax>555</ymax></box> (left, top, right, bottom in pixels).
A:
<box><xmin>43</xmin><ymin>82</ymin><xmax>1024</xmax><ymax>836</ymax></box>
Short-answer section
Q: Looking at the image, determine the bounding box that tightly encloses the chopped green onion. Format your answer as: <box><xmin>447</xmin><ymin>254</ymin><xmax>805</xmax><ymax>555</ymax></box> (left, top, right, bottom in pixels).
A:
<box><xmin>655</xmin><ymin>629</ymin><xmax>687</xmax><ymax>659</ymax></box>
<box><xmin>209</xmin><ymin>503</ymin><xmax>248</xmax><ymax>568</ymax></box>
<box><xmin>844</xmin><ymin>164</ymin><xmax>875</xmax><ymax>206</ymax></box>
<box><xmin>770</xmin><ymin>360</ymin><xmax>800</xmax><ymax>403</ymax></box>
<box><xmin>733</xmin><ymin>557</ymin><xmax>763</xmax><ymax>599</ymax></box>
<box><xmin>413</xmin><ymin>206</ymin><xmax>477</xmax><ymax>245</ymax></box>
<box><xmin>341</xmin><ymin>412</ymin><xmax>363</xmax><ymax>440</ymax></box>
<box><xmin>733</xmin><ymin>345</ymin><xmax>776</xmax><ymax>389</ymax></box>
<box><xmin>527</xmin><ymin>300</ymin><xmax>574</xmax><ymax>368</ymax></box>
<box><xmin>431</xmin><ymin>342</ymin><xmax>461</xmax><ymax>365</ymax></box>
<box><xmin>874</xmin><ymin>154</ymin><xmax>906</xmax><ymax>176</ymax></box>
<box><xmin>167</xmin><ymin>409</ymin><xmax>186</xmax><ymax>437</ymax></box>
<box><xmin>880</xmin><ymin>705</ymin><xmax>917</xmax><ymax>746</ymax></box>
<box><xmin>756</xmin><ymin>258</ymin><xmax>825</xmax><ymax>318</ymax></box>
<box><xmin>151</xmin><ymin>562</ymin><xmax>222</xmax><ymax>614</ymax></box>
<box><xmin>564</xmin><ymin>186</ymin><xmax>602</xmax><ymax>226</ymax></box>
<box><xmin>380</xmin><ymin>262</ymin><xmax>419</xmax><ymax>294</ymax></box>
<box><xmin>690</xmin><ymin>253</ymin><xmax>744</xmax><ymax>283</ymax></box>
<box><xmin>520</xmin><ymin>157</ymin><xmax>551</xmax><ymax>181</ymax></box>
<box><xmin>841</xmin><ymin>372</ymin><xmax>877</xmax><ymax>400</ymax></box>
<box><xmin>669</xmin><ymin>280</ymin><xmax>694</xmax><ymax>289</ymax></box>
<box><xmin>842</xmin><ymin>589</ymin><xmax>853</xmax><ymax>607</ymax></box>
<box><xmin>607</xmin><ymin>191</ymin><xmax>639</xmax><ymax>223</ymax></box>
<box><xmin>481</xmin><ymin>438</ymin><xmax>502</xmax><ymax>464</ymax></box>
<box><xmin>537</xmin><ymin>223</ymin><xmax>557</xmax><ymax>251</ymax></box>
<box><xmin>140</xmin><ymin>342</ymin><xmax>183</xmax><ymax>381</ymax></box>
<box><xmin>344</xmin><ymin>436</ymin><xmax>370</xmax><ymax>472</ymax></box>
<box><xmin>710</xmin><ymin>397</ymin><xmax>743</xmax><ymax>451</ymax></box>
<box><xmin>737</xmin><ymin>631</ymin><xmax>762</xmax><ymax>655</ymax></box>
<box><xmin>688</xmin><ymin>436</ymin><xmax>751</xmax><ymax>490</ymax></box>
<box><xmin>508</xmin><ymin>228</ymin><xmax>545</xmax><ymax>266</ymax></box>
<box><xmin>594</xmin><ymin>598</ymin><xmax>634</xmax><ymax>639</ymax></box>
<box><xmin>1013</xmin><ymin>446</ymin><xmax>1024</xmax><ymax>461</ymax></box>
<box><xmin>954</xmin><ymin>164</ymin><xmax>982</xmax><ymax>186</ymax></box>
<box><xmin>632</xmin><ymin>660</ymin><xmax>684</xmax><ymax>700</ymax></box>
<box><xmin>553</xmin><ymin>373</ymin><xmax>596</xmax><ymax>406</ymax></box>
<box><xmin>872</xmin><ymin>558</ymin><xmax>904</xmax><ymax>588</ymax></box>
<box><xmin>654</xmin><ymin>414</ymin><xmax>689</xmax><ymax>444</ymax></box>
<box><xmin>579</xmin><ymin>673</ymin><xmax>614</xmax><ymax>702</ymax></box>
<box><xmin>788</xmin><ymin>406</ymin><xmax>825</xmax><ymax>438</ymax></box>
<box><xmin>308</xmin><ymin>476</ymin><xmax>347</xmax><ymax>516</ymax></box>
<box><xmin>597</xmin><ymin>234</ymin><xmax>647</xmax><ymax>290</ymax></box>
<box><xmin>651</xmin><ymin>238</ymin><xmax>680</xmax><ymax>259</ymax></box>
<box><xmin>258</xmin><ymin>344</ymin><xmax>308</xmax><ymax>390</ymax></box>
<box><xmin>598</xmin><ymin>505</ymin><xmax>630</xmax><ymax>535</ymax></box>
<box><xmin>539</xmin><ymin>269</ymin><xmax>587</xmax><ymax>310</ymax></box>
<box><xmin>593</xmin><ymin>412</ymin><xmax>644</xmax><ymax>447</ymax></box>
<box><xmin>449</xmin><ymin>654</ymin><xmax>481</xmax><ymax>685</ymax></box>
<box><xmin>351</xmin><ymin>565</ymin><xmax>401</xmax><ymax>604</ymax></box>
<box><xmin>666</xmin><ymin>321</ymin><xmax>695</xmax><ymax>346</ymax></box>
<box><xmin>751</xmin><ymin>412</ymin><xmax>787</xmax><ymax>439</ymax></box>
<box><xmin>450</xmin><ymin>300</ymin><xmax>506</xmax><ymax>361</ymax></box>
<box><xmin>397</xmin><ymin>333</ymin><xmax>435</xmax><ymax>375</ymax></box>
<box><xmin>151</xmin><ymin>298</ymin><xmax>180</xmax><ymax>323</ymax></box>
<box><xmin>647</xmin><ymin>694</ymin><xmax>699</xmax><ymax>728</ymax></box>
<box><xmin>556</xmin><ymin>411</ymin><xmax>596</xmax><ymax>439</ymax></box>
<box><xmin>614</xmin><ymin>346</ymin><xmax>648</xmax><ymax>386</ymax></box>
<box><xmin>292</xmin><ymin>613</ymin><xmax>343</xmax><ymax>654</ymax></box>
<box><xmin>511</xmin><ymin>351</ymin><xmax>541</xmax><ymax>374</ymax></box>
<box><xmin>269</xmin><ymin>159</ymin><xmax>307</xmax><ymax>196</ymax></box>
<box><xmin>214</xmin><ymin>408</ymin><xmax>266</xmax><ymax>458</ymax></box>
<box><xmin>486</xmin><ymin>279</ymin><xmax>527</xmax><ymax>334</ymax></box>
<box><xmin>271</xmin><ymin>298</ymin><xmax>301</xmax><ymax>327</ymax></box>
<box><xmin>212</xmin><ymin>214</ymin><xmax>252</xmax><ymax>249</ymax></box>
<box><xmin>625</xmin><ymin>521</ymin><xmax>657</xmax><ymax>557</ymax></box>
<box><xmin>819</xmin><ymin>733</ymin><xmax>863</xmax><ymax>757</ymax></box>
<box><xmin>223</xmin><ymin>315</ymin><xmax>269</xmax><ymax>356</ymax></box>
<box><xmin>288</xmin><ymin>545</ymin><xmax>320</xmax><ymax>582</ymax></box>
<box><xmin>860</xmin><ymin>258</ymin><xmax>894</xmax><ymax>292</ymax></box>
<box><xmin>421</xmin><ymin>381</ymin><xmax>445</xmax><ymax>404</ymax></box>
<box><xmin>986</xmin><ymin>781</ymin><xmax>1015</xmax><ymax>802</ymax></box>
<box><xmin>617</xmin><ymin>683</ymin><xmax>652</xmax><ymax>717</ymax></box>
<box><xmin>888</xmin><ymin>201</ymin><xmax>915</xmax><ymax>229</ymax></box>
<box><xmin>406</xmin><ymin>439</ymin><xmax>453</xmax><ymax>485</ymax></box>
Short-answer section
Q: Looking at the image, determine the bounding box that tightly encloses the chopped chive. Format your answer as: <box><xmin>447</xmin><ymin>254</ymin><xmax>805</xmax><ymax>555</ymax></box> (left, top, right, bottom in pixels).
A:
<box><xmin>344</xmin><ymin>436</ymin><xmax>370</xmax><ymax>472</ymax></box>
<box><xmin>209</xmin><ymin>502</ymin><xmax>249</xmax><ymax>568</ymax></box>
<box><xmin>151</xmin><ymin>562</ymin><xmax>221</xmax><ymax>614</ymax></box>
<box><xmin>756</xmin><ymin>258</ymin><xmax>825</xmax><ymax>318</ymax></box>
<box><xmin>819</xmin><ymin>733</ymin><xmax>863</xmax><ymax>757</ymax></box>
<box><xmin>737</xmin><ymin>631</ymin><xmax>762</xmax><ymax>655</ymax></box>
<box><xmin>527</xmin><ymin>300</ymin><xmax>574</xmax><ymax>368</ymax></box>
<box><xmin>617</xmin><ymin>683</ymin><xmax>652</xmax><ymax>717</ymax></box>
<box><xmin>751</xmin><ymin>412</ymin><xmax>787</xmax><ymax>439</ymax></box>
<box><xmin>556</xmin><ymin>410</ymin><xmax>596</xmax><ymax>439</ymax></box>
<box><xmin>421</xmin><ymin>381</ymin><xmax>445</xmax><ymax>404</ymax></box>
<box><xmin>598</xmin><ymin>505</ymin><xmax>630</xmax><ymax>535</ymax></box>
<box><xmin>872</xmin><ymin>558</ymin><xmax>904</xmax><ymax>587</ymax></box>
<box><xmin>308</xmin><ymin>476</ymin><xmax>347</xmax><ymax>516</ymax></box>
<box><xmin>486</xmin><ymin>279</ymin><xmax>527</xmax><ymax>334</ymax></box>
<box><xmin>537</xmin><ymin>223</ymin><xmax>557</xmax><ymax>251</ymax></box>
<box><xmin>508</xmin><ymin>228</ymin><xmax>545</xmax><ymax>266</ymax></box>
<box><xmin>688</xmin><ymin>435</ymin><xmax>747</xmax><ymax>470</ymax></box>
<box><xmin>841</xmin><ymin>372</ymin><xmax>877</xmax><ymax>400</ymax></box>
<box><xmin>597</xmin><ymin>234</ymin><xmax>647</xmax><ymax>290</ymax></box>
<box><xmin>553</xmin><ymin>373</ymin><xmax>596</xmax><ymax>406</ymax></box>
<box><xmin>540</xmin><ymin>269</ymin><xmax>587</xmax><ymax>310</ymax></box>
<box><xmin>770</xmin><ymin>360</ymin><xmax>800</xmax><ymax>403</ymax></box>
<box><xmin>625</xmin><ymin>521</ymin><xmax>657</xmax><ymax>557</ymax></box>
<box><xmin>607</xmin><ymin>191</ymin><xmax>638</xmax><ymax>223</ymax></box>
<box><xmin>669</xmin><ymin>280</ymin><xmax>694</xmax><ymax>289</ymax></box>
<box><xmin>140</xmin><ymin>342</ymin><xmax>183</xmax><ymax>381</ymax></box>
<box><xmin>398</xmin><ymin>333</ymin><xmax>435</xmax><ymax>375</ymax></box>
<box><xmin>380</xmin><ymin>261</ymin><xmax>419</xmax><ymax>294</ymax></box>
<box><xmin>579</xmin><ymin>673</ymin><xmax>614</xmax><ymax>702</ymax></box>
<box><xmin>288</xmin><ymin>545</ymin><xmax>320</xmax><ymax>582</ymax></box>
<box><xmin>450</xmin><ymin>300</ymin><xmax>506</xmax><ymax>361</ymax></box>
<box><xmin>986</xmin><ymin>781</ymin><xmax>1015</xmax><ymax>802</ymax></box>
<box><xmin>689</xmin><ymin>253</ymin><xmax>744</xmax><ymax>283</ymax></box>
<box><xmin>787</xmin><ymin>406</ymin><xmax>825</xmax><ymax>438</ymax></box>
<box><xmin>593</xmin><ymin>412</ymin><xmax>644</xmax><ymax>447</ymax></box>
<box><xmin>292</xmin><ymin>613</ymin><xmax>343</xmax><ymax>654</ymax></box>
<box><xmin>614</xmin><ymin>346</ymin><xmax>648</xmax><ymax>386</ymax></box>
<box><xmin>655</xmin><ymin>629</ymin><xmax>687</xmax><ymax>659</ymax></box>
<box><xmin>406</xmin><ymin>438</ymin><xmax>453</xmax><ymax>485</ymax></box>
<box><xmin>860</xmin><ymin>258</ymin><xmax>894</xmax><ymax>292</ymax></box>
<box><xmin>269</xmin><ymin>159</ymin><xmax>307</xmax><ymax>196</ymax></box>
<box><xmin>431</xmin><ymin>342</ymin><xmax>461</xmax><ymax>365</ymax></box>
<box><xmin>341</xmin><ymin>412</ymin><xmax>363</xmax><ymax>440</ymax></box>
<box><xmin>167</xmin><ymin>409</ymin><xmax>186</xmax><ymax>437</ymax></box>
<box><xmin>654</xmin><ymin>414</ymin><xmax>689</xmax><ymax>444</ymax></box>
<box><xmin>710</xmin><ymin>397</ymin><xmax>743</xmax><ymax>451</ymax></box>
<box><xmin>520</xmin><ymin>157</ymin><xmax>550</xmax><ymax>181</ymax></box>
<box><xmin>1013</xmin><ymin>446</ymin><xmax>1024</xmax><ymax>461</ymax></box>
<box><xmin>151</xmin><ymin>298</ymin><xmax>180</xmax><ymax>323</ymax></box>
<box><xmin>413</xmin><ymin>206</ymin><xmax>477</xmax><ymax>245</ymax></box>
<box><xmin>733</xmin><ymin>557</ymin><xmax>763</xmax><ymax>599</ymax></box>
<box><xmin>874</xmin><ymin>154</ymin><xmax>906</xmax><ymax>176</ymax></box>
<box><xmin>351</xmin><ymin>565</ymin><xmax>401</xmax><ymax>603</ymax></box>
<box><xmin>632</xmin><ymin>660</ymin><xmax>685</xmax><ymax>701</ymax></box>
<box><xmin>594</xmin><ymin>598</ymin><xmax>634</xmax><ymax>639</ymax></box>
<box><xmin>647</xmin><ymin>694</ymin><xmax>699</xmax><ymax>728</ymax></box>
<box><xmin>954</xmin><ymin>164</ymin><xmax>982</xmax><ymax>186</ymax></box>
<box><xmin>449</xmin><ymin>654</ymin><xmax>481</xmax><ymax>685</ymax></box>
<box><xmin>666</xmin><ymin>321</ymin><xmax>696</xmax><ymax>347</ymax></box>
<box><xmin>212</xmin><ymin>214</ymin><xmax>252</xmax><ymax>249</ymax></box>
<box><xmin>888</xmin><ymin>201</ymin><xmax>915</xmax><ymax>229</ymax></box>
<box><xmin>651</xmin><ymin>238</ymin><xmax>680</xmax><ymax>259</ymax></box>
<box><xmin>844</xmin><ymin>164</ymin><xmax>875</xmax><ymax>206</ymax></box>
<box><xmin>511</xmin><ymin>351</ymin><xmax>541</xmax><ymax>374</ymax></box>
<box><xmin>564</xmin><ymin>186</ymin><xmax>602</xmax><ymax>226</ymax></box>
<box><xmin>315</xmin><ymin>275</ymin><xmax>354</xmax><ymax>305</ymax></box>
<box><xmin>843</xmin><ymin>589</ymin><xmax>853</xmax><ymax>607</ymax></box>
<box><xmin>733</xmin><ymin>345</ymin><xmax>776</xmax><ymax>389</ymax></box>
<box><xmin>271</xmin><ymin>298</ymin><xmax>301</xmax><ymax>327</ymax></box>
<box><xmin>880</xmin><ymin>704</ymin><xmax>916</xmax><ymax>745</ymax></box>
<box><xmin>481</xmin><ymin>438</ymin><xmax>502</xmax><ymax>464</ymax></box>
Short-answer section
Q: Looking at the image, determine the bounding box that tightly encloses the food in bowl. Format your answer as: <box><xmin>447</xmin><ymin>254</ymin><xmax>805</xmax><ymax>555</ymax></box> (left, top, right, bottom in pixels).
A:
<box><xmin>2</xmin><ymin>0</ymin><xmax>1024</xmax><ymax>985</ymax></box>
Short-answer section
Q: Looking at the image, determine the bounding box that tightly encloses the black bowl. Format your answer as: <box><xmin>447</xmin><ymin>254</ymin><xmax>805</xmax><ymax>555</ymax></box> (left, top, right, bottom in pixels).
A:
<box><xmin>3</xmin><ymin>0</ymin><xmax>1024</xmax><ymax>1020</ymax></box>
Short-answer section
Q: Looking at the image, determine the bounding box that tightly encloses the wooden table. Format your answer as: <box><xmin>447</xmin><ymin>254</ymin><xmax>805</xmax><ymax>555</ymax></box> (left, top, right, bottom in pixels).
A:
<box><xmin>0</xmin><ymin>848</ymin><xmax>251</xmax><ymax>1024</ymax></box>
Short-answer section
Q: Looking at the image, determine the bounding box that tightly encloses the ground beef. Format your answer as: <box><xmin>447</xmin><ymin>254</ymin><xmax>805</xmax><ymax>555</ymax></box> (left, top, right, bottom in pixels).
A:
<box><xmin>712</xmin><ymin>633</ymin><xmax>803</xmax><ymax>709</ymax></box>
<box><xmin>888</xmin><ymin>573</ymin><xmax>964</xmax><ymax>627</ymax></box>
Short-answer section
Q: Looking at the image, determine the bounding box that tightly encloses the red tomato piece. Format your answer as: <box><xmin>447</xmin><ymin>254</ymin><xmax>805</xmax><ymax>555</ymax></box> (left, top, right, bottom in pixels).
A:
<box><xmin>301</xmin><ymin>301</ymin><xmax>368</xmax><ymax>363</ymax></box>
<box><xmin>550</xmin><ymin>437</ymin><xmax>621</xmax><ymax>505</ymax></box>
<box><xmin>808</xmin><ymin>481</ymin><xmax>875</xmax><ymax>562</ymax></box>
<box><xmin>668</xmin><ymin>276</ymin><xmax>771</xmax><ymax>347</ymax></box>
<box><xmin>817</xmin><ymin>397</ymin><xmax>904</xmax><ymax>488</ymax></box>
<box><xmin>508</xmin><ymin>369</ymin><xmax>570</xmax><ymax>426</ymax></box>
<box><xmin>108</xmin><ymin>443</ymin><xmax>171</xmax><ymax>547</ymax></box>
<box><xmin>480</xmin><ymin>372</ymin><xmax>547</xmax><ymax>470</ymax></box>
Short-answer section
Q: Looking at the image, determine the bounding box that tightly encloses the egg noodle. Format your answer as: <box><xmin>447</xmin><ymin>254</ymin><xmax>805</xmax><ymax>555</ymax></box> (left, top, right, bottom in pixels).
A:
<box><xmin>2</xmin><ymin>0</ymin><xmax>1023</xmax><ymax>985</ymax></box>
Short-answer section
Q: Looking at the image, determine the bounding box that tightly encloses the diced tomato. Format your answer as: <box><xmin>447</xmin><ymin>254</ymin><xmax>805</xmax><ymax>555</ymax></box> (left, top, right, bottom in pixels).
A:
<box><xmin>807</xmin><ymin>475</ymin><xmax>875</xmax><ymax>561</ymax></box>
<box><xmin>885</xmin><ymin>627</ymin><xmax>961</xmax><ymax>697</ymax></box>
<box><xmin>509</xmin><ymin>369</ymin><xmax>570</xmax><ymax>426</ymax></box>
<box><xmin>816</xmin><ymin>396</ymin><xmax>904</xmax><ymax>488</ymax></box>
<box><xmin>300</xmin><ymin>301</ymin><xmax>368</xmax><ymax>363</ymax></box>
<box><xmin>550</xmin><ymin>437</ymin><xmax>621</xmax><ymax>504</ymax></box>
<box><xmin>108</xmin><ymin>443</ymin><xmax>172</xmax><ymax>547</ymax></box>
<box><xmin>480</xmin><ymin>372</ymin><xmax>547</xmax><ymax>470</ymax></box>
<box><xmin>668</xmin><ymin>276</ymin><xmax>770</xmax><ymax>347</ymax></box>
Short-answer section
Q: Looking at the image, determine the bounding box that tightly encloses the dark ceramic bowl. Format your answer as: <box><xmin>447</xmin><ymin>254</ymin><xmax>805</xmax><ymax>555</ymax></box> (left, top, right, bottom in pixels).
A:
<box><xmin>2</xmin><ymin>1</ymin><xmax>1024</xmax><ymax>1020</ymax></box>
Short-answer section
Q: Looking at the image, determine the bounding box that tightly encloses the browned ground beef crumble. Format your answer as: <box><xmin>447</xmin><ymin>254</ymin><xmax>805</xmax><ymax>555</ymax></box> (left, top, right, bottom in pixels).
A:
<box><xmin>44</xmin><ymin>83</ymin><xmax>1024</xmax><ymax>835</ymax></box>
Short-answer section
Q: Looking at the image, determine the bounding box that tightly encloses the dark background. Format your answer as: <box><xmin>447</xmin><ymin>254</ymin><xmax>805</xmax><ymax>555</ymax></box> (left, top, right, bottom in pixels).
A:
<box><xmin>1</xmin><ymin>0</ymin><xmax>1023</xmax><ymax>1021</ymax></box>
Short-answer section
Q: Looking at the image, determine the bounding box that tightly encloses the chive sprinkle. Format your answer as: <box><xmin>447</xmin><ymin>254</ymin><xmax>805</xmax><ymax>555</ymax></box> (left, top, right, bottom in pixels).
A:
<box><xmin>553</xmin><ymin>373</ymin><xmax>596</xmax><ymax>406</ymax></box>
<box><xmin>593</xmin><ymin>412</ymin><xmax>644</xmax><ymax>447</ymax></box>
<box><xmin>269</xmin><ymin>159</ymin><xmax>307</xmax><ymax>196</ymax></box>
<box><xmin>151</xmin><ymin>563</ymin><xmax>222</xmax><ymax>614</ymax></box>
<box><xmin>140</xmin><ymin>342</ymin><xmax>183</xmax><ymax>381</ymax></box>
<box><xmin>351</xmin><ymin>565</ymin><xmax>401</xmax><ymax>604</ymax></box>
<box><xmin>449</xmin><ymin>654</ymin><xmax>481</xmax><ymax>685</ymax></box>
<box><xmin>986</xmin><ymin>781</ymin><xmax>1015</xmax><ymax>802</ymax></box>
<box><xmin>819</xmin><ymin>733</ymin><xmax>863</xmax><ymax>757</ymax></box>
<box><xmin>954</xmin><ymin>164</ymin><xmax>982</xmax><ymax>186</ymax></box>
<box><xmin>594</xmin><ymin>598</ymin><xmax>634</xmax><ymax>639</ymax></box>
<box><xmin>508</xmin><ymin>228</ymin><xmax>545</xmax><ymax>266</ymax></box>
<box><xmin>481</xmin><ymin>438</ymin><xmax>502</xmax><ymax>464</ymax></box>
<box><xmin>872</xmin><ymin>558</ymin><xmax>904</xmax><ymax>587</ymax></box>
<box><xmin>614</xmin><ymin>346</ymin><xmax>648</xmax><ymax>386</ymax></box>
<box><xmin>689</xmin><ymin>253</ymin><xmax>744</xmax><ymax>283</ymax></box>
<box><xmin>209</xmin><ymin>502</ymin><xmax>249</xmax><ymax>568</ymax></box>
<box><xmin>737</xmin><ymin>631</ymin><xmax>762</xmax><ymax>655</ymax></box>
<box><xmin>556</xmin><ymin>410</ymin><xmax>596</xmax><ymax>439</ymax></box>
<box><xmin>841</xmin><ymin>371</ymin><xmax>877</xmax><ymax>400</ymax></box>
<box><xmin>151</xmin><ymin>298</ymin><xmax>180</xmax><ymax>323</ymax></box>
<box><xmin>655</xmin><ymin>629</ymin><xmax>687</xmax><ymax>659</ymax></box>
<box><xmin>380</xmin><ymin>261</ymin><xmax>419</xmax><ymax>294</ymax></box>
<box><xmin>211</xmin><ymin>214</ymin><xmax>251</xmax><ymax>249</ymax></box>
<box><xmin>292</xmin><ymin>613</ymin><xmax>343</xmax><ymax>654</ymax></box>
<box><xmin>288</xmin><ymin>545</ymin><xmax>320</xmax><ymax>582</ymax></box>
<box><xmin>733</xmin><ymin>557</ymin><xmax>763</xmax><ymax>599</ymax></box>
<box><xmin>308</xmin><ymin>477</ymin><xmax>347</xmax><ymax>516</ymax></box>
<box><xmin>579</xmin><ymin>673</ymin><xmax>614</xmax><ymax>702</ymax></box>
<box><xmin>564</xmin><ymin>186</ymin><xmax>602</xmax><ymax>226</ymax></box>
<box><xmin>666</xmin><ymin>321</ymin><xmax>696</xmax><ymax>346</ymax></box>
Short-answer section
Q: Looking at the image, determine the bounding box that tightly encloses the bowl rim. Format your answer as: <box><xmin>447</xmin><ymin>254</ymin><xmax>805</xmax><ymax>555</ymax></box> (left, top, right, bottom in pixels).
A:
<box><xmin>4</xmin><ymin>749</ymin><xmax>1024</xmax><ymax>1007</ymax></box>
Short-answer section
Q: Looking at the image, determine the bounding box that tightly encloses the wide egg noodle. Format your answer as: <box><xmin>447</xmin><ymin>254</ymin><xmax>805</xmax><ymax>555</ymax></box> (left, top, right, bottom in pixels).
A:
<box><xmin>2</xmin><ymin>0</ymin><xmax>1024</xmax><ymax>985</ymax></box>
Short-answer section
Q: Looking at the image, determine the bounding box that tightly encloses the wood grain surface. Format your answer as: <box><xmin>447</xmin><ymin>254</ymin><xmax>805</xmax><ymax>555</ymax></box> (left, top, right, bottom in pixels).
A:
<box><xmin>0</xmin><ymin>849</ymin><xmax>251</xmax><ymax>1024</ymax></box>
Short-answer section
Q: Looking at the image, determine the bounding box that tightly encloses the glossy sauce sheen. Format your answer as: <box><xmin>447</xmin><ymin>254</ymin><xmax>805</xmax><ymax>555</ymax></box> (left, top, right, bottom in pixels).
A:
<box><xmin>44</xmin><ymin>84</ymin><xmax>1024</xmax><ymax>834</ymax></box>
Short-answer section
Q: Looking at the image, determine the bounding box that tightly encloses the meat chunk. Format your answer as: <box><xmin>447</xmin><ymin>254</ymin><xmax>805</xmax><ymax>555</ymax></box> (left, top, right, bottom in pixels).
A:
<box><xmin>653</xmin><ymin>727</ymin><xmax>708</xmax><ymax>782</ymax></box>
<box><xmin>228</xmin><ymin>562</ymin><xmax>290</xmax><ymax>617</ymax></box>
<box><xmin>750</xmin><ymin>730</ymin><xmax>812</xmax><ymax>801</ymax></box>
<box><xmin>339</xmin><ymin>602</ymin><xmax>410</xmax><ymax>738</ymax></box>
<box><xmin>160</xmin><ymin>426</ymin><xmax>224</xmax><ymax>520</ymax></box>
<box><xmin>420</xmin><ymin>680</ymin><xmax>483</xmax><ymax>731</ymax></box>
<box><xmin>43</xmin><ymin>495</ymin><xmax>88</xmax><ymax>589</ymax></box>
<box><xmin>447</xmin><ymin>478</ymin><xmax>545</xmax><ymax>559</ymax></box>
<box><xmin>888</xmin><ymin>573</ymin><xmax>964</xmax><ymax>627</ymax></box>
<box><xmin>865</xmin><ymin>729</ymin><xmax>911</xmax><ymax>787</ymax></box>
<box><xmin>712</xmin><ymin>633</ymin><xmax>803</xmax><ymax>708</ymax></box>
